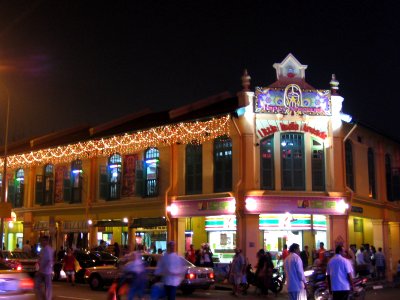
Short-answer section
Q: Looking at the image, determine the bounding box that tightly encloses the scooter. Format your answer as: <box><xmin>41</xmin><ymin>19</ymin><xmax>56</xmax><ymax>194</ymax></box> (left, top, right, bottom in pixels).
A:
<box><xmin>314</xmin><ymin>277</ymin><xmax>368</xmax><ymax>300</ymax></box>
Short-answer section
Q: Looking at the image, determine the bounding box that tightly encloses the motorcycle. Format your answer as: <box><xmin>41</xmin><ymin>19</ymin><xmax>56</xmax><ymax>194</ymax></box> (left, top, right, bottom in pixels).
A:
<box><xmin>304</xmin><ymin>267</ymin><xmax>327</xmax><ymax>299</ymax></box>
<box><xmin>314</xmin><ymin>277</ymin><xmax>368</xmax><ymax>300</ymax></box>
<box><xmin>243</xmin><ymin>264</ymin><xmax>283</xmax><ymax>295</ymax></box>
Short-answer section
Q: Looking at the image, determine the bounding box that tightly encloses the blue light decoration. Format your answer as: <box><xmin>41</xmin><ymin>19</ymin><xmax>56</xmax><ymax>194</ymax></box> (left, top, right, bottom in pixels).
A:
<box><xmin>255</xmin><ymin>84</ymin><xmax>332</xmax><ymax>116</ymax></box>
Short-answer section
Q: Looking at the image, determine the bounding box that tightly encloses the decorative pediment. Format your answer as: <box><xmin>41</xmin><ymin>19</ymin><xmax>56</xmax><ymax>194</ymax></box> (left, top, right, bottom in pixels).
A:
<box><xmin>273</xmin><ymin>53</ymin><xmax>308</xmax><ymax>80</ymax></box>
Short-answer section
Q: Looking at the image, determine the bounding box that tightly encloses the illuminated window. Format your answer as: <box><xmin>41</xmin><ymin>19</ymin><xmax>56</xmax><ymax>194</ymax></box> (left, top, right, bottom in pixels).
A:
<box><xmin>368</xmin><ymin>148</ymin><xmax>376</xmax><ymax>199</ymax></box>
<box><xmin>109</xmin><ymin>154</ymin><xmax>122</xmax><ymax>199</ymax></box>
<box><xmin>214</xmin><ymin>136</ymin><xmax>232</xmax><ymax>192</ymax></box>
<box><xmin>143</xmin><ymin>148</ymin><xmax>159</xmax><ymax>197</ymax></box>
<box><xmin>9</xmin><ymin>169</ymin><xmax>25</xmax><ymax>208</ymax></box>
<box><xmin>345</xmin><ymin>141</ymin><xmax>354</xmax><ymax>190</ymax></box>
<box><xmin>186</xmin><ymin>144</ymin><xmax>202</xmax><ymax>195</ymax></box>
<box><xmin>281</xmin><ymin>133</ymin><xmax>305</xmax><ymax>190</ymax></box>
<box><xmin>312</xmin><ymin>139</ymin><xmax>325</xmax><ymax>191</ymax></box>
<box><xmin>66</xmin><ymin>159</ymin><xmax>83</xmax><ymax>203</ymax></box>
<box><xmin>260</xmin><ymin>136</ymin><xmax>274</xmax><ymax>190</ymax></box>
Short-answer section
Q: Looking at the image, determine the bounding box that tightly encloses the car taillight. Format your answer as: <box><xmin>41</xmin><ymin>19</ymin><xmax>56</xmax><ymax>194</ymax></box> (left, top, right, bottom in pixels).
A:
<box><xmin>208</xmin><ymin>272</ymin><xmax>214</xmax><ymax>279</ymax></box>
<box><xmin>185</xmin><ymin>273</ymin><xmax>196</xmax><ymax>280</ymax></box>
<box><xmin>19</xmin><ymin>278</ymin><xmax>34</xmax><ymax>290</ymax></box>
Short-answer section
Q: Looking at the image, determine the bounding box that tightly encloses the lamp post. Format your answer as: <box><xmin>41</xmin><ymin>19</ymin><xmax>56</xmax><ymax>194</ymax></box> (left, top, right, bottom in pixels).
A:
<box><xmin>0</xmin><ymin>82</ymin><xmax>10</xmax><ymax>251</ymax></box>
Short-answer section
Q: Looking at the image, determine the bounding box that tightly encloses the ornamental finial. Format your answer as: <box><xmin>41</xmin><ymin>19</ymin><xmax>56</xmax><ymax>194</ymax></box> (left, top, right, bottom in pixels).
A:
<box><xmin>330</xmin><ymin>74</ymin><xmax>339</xmax><ymax>95</ymax></box>
<box><xmin>241</xmin><ymin>69</ymin><xmax>251</xmax><ymax>91</ymax></box>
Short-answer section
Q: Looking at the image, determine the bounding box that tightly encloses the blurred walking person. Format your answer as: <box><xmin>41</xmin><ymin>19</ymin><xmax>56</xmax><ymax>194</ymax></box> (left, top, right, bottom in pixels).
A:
<box><xmin>62</xmin><ymin>248</ymin><xmax>76</xmax><ymax>285</ymax></box>
<box><xmin>154</xmin><ymin>241</ymin><xmax>185</xmax><ymax>300</ymax></box>
<box><xmin>35</xmin><ymin>236</ymin><xmax>54</xmax><ymax>300</ymax></box>
<box><xmin>123</xmin><ymin>251</ymin><xmax>146</xmax><ymax>300</ymax></box>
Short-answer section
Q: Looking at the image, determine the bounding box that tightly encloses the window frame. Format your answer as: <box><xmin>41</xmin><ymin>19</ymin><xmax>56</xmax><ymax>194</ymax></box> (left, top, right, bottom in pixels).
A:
<box><xmin>144</xmin><ymin>148</ymin><xmax>159</xmax><ymax>197</ymax></box>
<box><xmin>260</xmin><ymin>136</ymin><xmax>274</xmax><ymax>190</ymax></box>
<box><xmin>311</xmin><ymin>139</ymin><xmax>325</xmax><ymax>191</ymax></box>
<box><xmin>185</xmin><ymin>144</ymin><xmax>203</xmax><ymax>195</ymax></box>
<box><xmin>345</xmin><ymin>140</ymin><xmax>355</xmax><ymax>190</ymax></box>
<box><xmin>213</xmin><ymin>136</ymin><xmax>232</xmax><ymax>193</ymax></box>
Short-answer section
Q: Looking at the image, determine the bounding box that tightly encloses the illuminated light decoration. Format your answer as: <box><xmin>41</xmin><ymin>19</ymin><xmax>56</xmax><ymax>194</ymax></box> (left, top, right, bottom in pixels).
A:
<box><xmin>2</xmin><ymin>115</ymin><xmax>230</xmax><ymax>169</ymax></box>
<box><xmin>167</xmin><ymin>203</ymin><xmax>178</xmax><ymax>216</ymax></box>
<box><xmin>109</xmin><ymin>164</ymin><xmax>120</xmax><ymax>169</ymax></box>
<box><xmin>245</xmin><ymin>198</ymin><xmax>257</xmax><ymax>212</ymax></box>
<box><xmin>255</xmin><ymin>85</ymin><xmax>331</xmax><ymax>116</ymax></box>
<box><xmin>87</xmin><ymin>219</ymin><xmax>93</xmax><ymax>225</ymax></box>
<box><xmin>336</xmin><ymin>199</ymin><xmax>349</xmax><ymax>213</ymax></box>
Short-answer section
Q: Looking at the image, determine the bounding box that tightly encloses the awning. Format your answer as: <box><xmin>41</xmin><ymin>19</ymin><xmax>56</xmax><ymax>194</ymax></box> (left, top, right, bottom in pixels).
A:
<box><xmin>61</xmin><ymin>221</ymin><xmax>89</xmax><ymax>233</ymax></box>
<box><xmin>95</xmin><ymin>220</ymin><xmax>128</xmax><ymax>227</ymax></box>
<box><xmin>130</xmin><ymin>217</ymin><xmax>166</xmax><ymax>228</ymax></box>
<box><xmin>33</xmin><ymin>221</ymin><xmax>49</xmax><ymax>231</ymax></box>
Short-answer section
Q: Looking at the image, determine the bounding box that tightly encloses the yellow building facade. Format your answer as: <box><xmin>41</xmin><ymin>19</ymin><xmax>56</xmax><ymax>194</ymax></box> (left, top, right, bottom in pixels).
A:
<box><xmin>3</xmin><ymin>54</ymin><xmax>400</xmax><ymax>280</ymax></box>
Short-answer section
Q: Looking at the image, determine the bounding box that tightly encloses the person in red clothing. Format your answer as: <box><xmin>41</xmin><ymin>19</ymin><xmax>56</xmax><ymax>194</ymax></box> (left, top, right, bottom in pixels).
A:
<box><xmin>185</xmin><ymin>244</ymin><xmax>196</xmax><ymax>264</ymax></box>
<box><xmin>317</xmin><ymin>242</ymin><xmax>326</xmax><ymax>262</ymax></box>
<box><xmin>281</xmin><ymin>244</ymin><xmax>289</xmax><ymax>261</ymax></box>
<box><xmin>62</xmin><ymin>248</ymin><xmax>76</xmax><ymax>286</ymax></box>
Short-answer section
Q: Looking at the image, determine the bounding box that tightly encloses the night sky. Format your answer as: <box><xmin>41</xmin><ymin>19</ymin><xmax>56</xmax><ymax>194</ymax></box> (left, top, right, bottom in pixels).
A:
<box><xmin>0</xmin><ymin>0</ymin><xmax>399</xmax><ymax>144</ymax></box>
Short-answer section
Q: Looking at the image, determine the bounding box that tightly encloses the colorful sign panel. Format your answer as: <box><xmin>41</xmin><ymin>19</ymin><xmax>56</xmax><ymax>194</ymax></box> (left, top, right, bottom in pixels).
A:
<box><xmin>256</xmin><ymin>120</ymin><xmax>328</xmax><ymax>140</ymax></box>
<box><xmin>170</xmin><ymin>198</ymin><xmax>235</xmax><ymax>217</ymax></box>
<box><xmin>245</xmin><ymin>196</ymin><xmax>347</xmax><ymax>215</ymax></box>
<box><xmin>205</xmin><ymin>215</ymin><xmax>236</xmax><ymax>231</ymax></box>
<box><xmin>259</xmin><ymin>214</ymin><xmax>327</xmax><ymax>230</ymax></box>
<box><xmin>121</xmin><ymin>154</ymin><xmax>138</xmax><ymax>197</ymax></box>
<box><xmin>255</xmin><ymin>85</ymin><xmax>331</xmax><ymax>116</ymax></box>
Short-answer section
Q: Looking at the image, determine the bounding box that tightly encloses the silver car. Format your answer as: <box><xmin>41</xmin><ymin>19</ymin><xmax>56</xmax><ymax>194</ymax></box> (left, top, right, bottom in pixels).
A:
<box><xmin>0</xmin><ymin>261</ymin><xmax>36</xmax><ymax>299</ymax></box>
<box><xmin>84</xmin><ymin>253</ymin><xmax>215</xmax><ymax>294</ymax></box>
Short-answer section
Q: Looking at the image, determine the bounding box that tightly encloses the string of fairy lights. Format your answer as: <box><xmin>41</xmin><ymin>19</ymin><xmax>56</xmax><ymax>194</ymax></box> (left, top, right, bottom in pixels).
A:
<box><xmin>0</xmin><ymin>114</ymin><xmax>231</xmax><ymax>169</ymax></box>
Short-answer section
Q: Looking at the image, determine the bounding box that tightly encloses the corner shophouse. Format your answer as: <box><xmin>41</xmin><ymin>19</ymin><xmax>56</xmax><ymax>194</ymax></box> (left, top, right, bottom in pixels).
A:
<box><xmin>4</xmin><ymin>54</ymin><xmax>400</xmax><ymax>279</ymax></box>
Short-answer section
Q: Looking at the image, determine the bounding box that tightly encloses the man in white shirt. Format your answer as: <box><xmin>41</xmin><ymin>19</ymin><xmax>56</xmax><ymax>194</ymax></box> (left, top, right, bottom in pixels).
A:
<box><xmin>155</xmin><ymin>241</ymin><xmax>185</xmax><ymax>300</ymax></box>
<box><xmin>284</xmin><ymin>243</ymin><xmax>307</xmax><ymax>300</ymax></box>
<box><xmin>327</xmin><ymin>245</ymin><xmax>353</xmax><ymax>300</ymax></box>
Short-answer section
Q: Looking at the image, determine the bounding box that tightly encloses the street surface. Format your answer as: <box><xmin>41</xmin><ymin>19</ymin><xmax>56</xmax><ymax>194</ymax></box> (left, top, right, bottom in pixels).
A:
<box><xmin>52</xmin><ymin>281</ymin><xmax>400</xmax><ymax>300</ymax></box>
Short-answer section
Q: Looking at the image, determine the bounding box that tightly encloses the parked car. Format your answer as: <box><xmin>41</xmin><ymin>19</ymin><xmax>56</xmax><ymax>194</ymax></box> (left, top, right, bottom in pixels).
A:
<box><xmin>84</xmin><ymin>253</ymin><xmax>215</xmax><ymax>294</ymax></box>
<box><xmin>53</xmin><ymin>250</ymin><xmax>118</xmax><ymax>282</ymax></box>
<box><xmin>0</xmin><ymin>261</ymin><xmax>36</xmax><ymax>299</ymax></box>
<box><xmin>10</xmin><ymin>251</ymin><xmax>39</xmax><ymax>275</ymax></box>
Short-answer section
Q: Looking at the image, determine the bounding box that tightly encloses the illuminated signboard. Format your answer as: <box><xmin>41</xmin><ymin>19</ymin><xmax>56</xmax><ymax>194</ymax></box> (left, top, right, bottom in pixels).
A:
<box><xmin>255</xmin><ymin>84</ymin><xmax>332</xmax><ymax>116</ymax></box>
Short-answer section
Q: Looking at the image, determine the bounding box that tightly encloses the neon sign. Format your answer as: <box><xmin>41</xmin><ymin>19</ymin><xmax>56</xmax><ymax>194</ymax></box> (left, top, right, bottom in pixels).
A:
<box><xmin>257</xmin><ymin>122</ymin><xmax>327</xmax><ymax>139</ymax></box>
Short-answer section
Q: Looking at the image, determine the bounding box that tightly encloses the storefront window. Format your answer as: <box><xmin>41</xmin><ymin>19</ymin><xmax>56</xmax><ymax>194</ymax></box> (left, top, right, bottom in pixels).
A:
<box><xmin>145</xmin><ymin>148</ymin><xmax>159</xmax><ymax>197</ymax></box>
<box><xmin>206</xmin><ymin>215</ymin><xmax>236</xmax><ymax>263</ymax></box>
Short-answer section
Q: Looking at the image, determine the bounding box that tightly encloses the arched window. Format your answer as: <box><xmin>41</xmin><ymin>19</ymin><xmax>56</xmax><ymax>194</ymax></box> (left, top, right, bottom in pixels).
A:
<box><xmin>312</xmin><ymin>139</ymin><xmax>325</xmax><ymax>191</ymax></box>
<box><xmin>368</xmin><ymin>148</ymin><xmax>376</xmax><ymax>199</ymax></box>
<box><xmin>145</xmin><ymin>148</ymin><xmax>159</xmax><ymax>197</ymax></box>
<box><xmin>214</xmin><ymin>136</ymin><xmax>232</xmax><ymax>192</ymax></box>
<box><xmin>70</xmin><ymin>159</ymin><xmax>83</xmax><ymax>203</ymax></box>
<box><xmin>108</xmin><ymin>153</ymin><xmax>122</xmax><ymax>199</ymax></box>
<box><xmin>260</xmin><ymin>136</ymin><xmax>274</xmax><ymax>190</ymax></box>
<box><xmin>9</xmin><ymin>168</ymin><xmax>25</xmax><ymax>208</ymax></box>
<box><xmin>345</xmin><ymin>140</ymin><xmax>354</xmax><ymax>190</ymax></box>
<box><xmin>186</xmin><ymin>144</ymin><xmax>202</xmax><ymax>194</ymax></box>
<box><xmin>281</xmin><ymin>133</ymin><xmax>305</xmax><ymax>190</ymax></box>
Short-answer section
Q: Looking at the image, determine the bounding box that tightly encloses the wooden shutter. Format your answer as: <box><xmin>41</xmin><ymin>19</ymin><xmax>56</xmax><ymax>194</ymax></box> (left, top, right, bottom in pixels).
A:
<box><xmin>35</xmin><ymin>175</ymin><xmax>44</xmax><ymax>205</ymax></box>
<box><xmin>135</xmin><ymin>160</ymin><xmax>144</xmax><ymax>197</ymax></box>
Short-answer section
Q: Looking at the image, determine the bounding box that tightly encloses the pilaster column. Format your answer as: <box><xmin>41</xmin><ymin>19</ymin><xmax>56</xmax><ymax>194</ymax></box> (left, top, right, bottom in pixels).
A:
<box><xmin>388</xmin><ymin>222</ymin><xmax>400</xmax><ymax>281</ymax></box>
<box><xmin>241</xmin><ymin>214</ymin><xmax>260</xmax><ymax>267</ymax></box>
<box><xmin>329</xmin><ymin>215</ymin><xmax>349</xmax><ymax>249</ymax></box>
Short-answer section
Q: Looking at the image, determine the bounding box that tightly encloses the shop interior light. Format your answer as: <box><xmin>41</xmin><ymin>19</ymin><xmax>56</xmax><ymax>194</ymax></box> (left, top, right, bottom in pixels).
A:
<box><xmin>145</xmin><ymin>159</ymin><xmax>158</xmax><ymax>164</ymax></box>
<box><xmin>109</xmin><ymin>164</ymin><xmax>120</xmax><ymax>169</ymax></box>
<box><xmin>72</xmin><ymin>169</ymin><xmax>82</xmax><ymax>174</ymax></box>
<box><xmin>281</xmin><ymin>141</ymin><xmax>287</xmax><ymax>147</ymax></box>
<box><xmin>123</xmin><ymin>217</ymin><xmax>128</xmax><ymax>223</ymax></box>
<box><xmin>87</xmin><ymin>219</ymin><xmax>93</xmax><ymax>225</ymax></box>
<box><xmin>8</xmin><ymin>221</ymin><xmax>13</xmax><ymax>228</ymax></box>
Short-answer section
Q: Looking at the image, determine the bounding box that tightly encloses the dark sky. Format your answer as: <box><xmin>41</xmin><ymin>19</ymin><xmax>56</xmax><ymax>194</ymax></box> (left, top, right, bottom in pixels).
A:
<box><xmin>0</xmin><ymin>0</ymin><xmax>399</xmax><ymax>144</ymax></box>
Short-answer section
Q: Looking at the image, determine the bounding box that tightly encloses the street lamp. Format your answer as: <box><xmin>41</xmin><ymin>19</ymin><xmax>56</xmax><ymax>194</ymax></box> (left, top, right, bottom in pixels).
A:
<box><xmin>0</xmin><ymin>82</ymin><xmax>10</xmax><ymax>251</ymax></box>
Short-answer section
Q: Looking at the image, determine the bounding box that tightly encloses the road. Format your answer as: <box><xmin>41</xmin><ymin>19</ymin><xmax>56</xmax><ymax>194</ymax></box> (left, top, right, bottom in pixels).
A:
<box><xmin>52</xmin><ymin>281</ymin><xmax>400</xmax><ymax>300</ymax></box>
